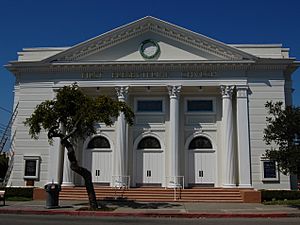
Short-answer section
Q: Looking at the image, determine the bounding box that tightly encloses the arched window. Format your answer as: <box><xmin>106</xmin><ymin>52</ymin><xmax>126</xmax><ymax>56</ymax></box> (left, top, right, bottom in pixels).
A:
<box><xmin>189</xmin><ymin>136</ymin><xmax>212</xmax><ymax>149</ymax></box>
<box><xmin>87</xmin><ymin>136</ymin><xmax>110</xmax><ymax>149</ymax></box>
<box><xmin>137</xmin><ymin>136</ymin><xmax>161</xmax><ymax>149</ymax></box>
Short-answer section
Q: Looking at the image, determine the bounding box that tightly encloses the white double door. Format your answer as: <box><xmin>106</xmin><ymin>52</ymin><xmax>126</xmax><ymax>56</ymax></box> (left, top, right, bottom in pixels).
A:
<box><xmin>91</xmin><ymin>150</ymin><xmax>112</xmax><ymax>184</ymax></box>
<box><xmin>136</xmin><ymin>150</ymin><xmax>164</xmax><ymax>185</ymax></box>
<box><xmin>187</xmin><ymin>150</ymin><xmax>215</xmax><ymax>185</ymax></box>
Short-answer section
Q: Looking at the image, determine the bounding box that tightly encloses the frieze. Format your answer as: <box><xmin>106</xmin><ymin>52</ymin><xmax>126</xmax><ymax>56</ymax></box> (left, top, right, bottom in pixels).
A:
<box><xmin>80</xmin><ymin>71</ymin><xmax>217</xmax><ymax>80</ymax></box>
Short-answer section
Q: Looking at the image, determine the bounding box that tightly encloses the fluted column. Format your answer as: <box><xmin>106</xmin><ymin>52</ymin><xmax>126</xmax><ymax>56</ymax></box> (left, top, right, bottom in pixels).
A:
<box><xmin>168</xmin><ymin>85</ymin><xmax>181</xmax><ymax>187</ymax></box>
<box><xmin>221</xmin><ymin>85</ymin><xmax>235</xmax><ymax>187</ymax></box>
<box><xmin>236</xmin><ymin>86</ymin><xmax>252</xmax><ymax>187</ymax></box>
<box><xmin>114</xmin><ymin>86</ymin><xmax>129</xmax><ymax>187</ymax></box>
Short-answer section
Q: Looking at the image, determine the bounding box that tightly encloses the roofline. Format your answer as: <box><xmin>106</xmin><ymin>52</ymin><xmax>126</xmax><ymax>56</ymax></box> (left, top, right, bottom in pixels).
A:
<box><xmin>41</xmin><ymin>16</ymin><xmax>257</xmax><ymax>63</ymax></box>
<box><xmin>229</xmin><ymin>44</ymin><xmax>284</xmax><ymax>48</ymax></box>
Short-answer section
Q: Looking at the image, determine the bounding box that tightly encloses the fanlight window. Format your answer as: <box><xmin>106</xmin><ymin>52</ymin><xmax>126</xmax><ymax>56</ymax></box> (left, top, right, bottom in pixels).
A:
<box><xmin>87</xmin><ymin>136</ymin><xmax>110</xmax><ymax>149</ymax></box>
<box><xmin>189</xmin><ymin>136</ymin><xmax>212</xmax><ymax>149</ymax></box>
<box><xmin>138</xmin><ymin>136</ymin><xmax>161</xmax><ymax>149</ymax></box>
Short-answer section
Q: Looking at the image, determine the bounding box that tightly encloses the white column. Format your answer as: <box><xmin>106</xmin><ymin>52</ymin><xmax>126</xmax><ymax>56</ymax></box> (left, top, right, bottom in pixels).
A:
<box><xmin>56</xmin><ymin>142</ymin><xmax>64</xmax><ymax>185</ymax></box>
<box><xmin>221</xmin><ymin>85</ymin><xmax>236</xmax><ymax>187</ymax></box>
<box><xmin>114</xmin><ymin>86</ymin><xmax>129</xmax><ymax>187</ymax></box>
<box><xmin>56</xmin><ymin>125</ymin><xmax>66</xmax><ymax>185</ymax></box>
<box><xmin>236</xmin><ymin>86</ymin><xmax>252</xmax><ymax>188</ymax></box>
<box><xmin>168</xmin><ymin>85</ymin><xmax>181</xmax><ymax>187</ymax></box>
<box><xmin>62</xmin><ymin>149</ymin><xmax>75</xmax><ymax>186</ymax></box>
<box><xmin>48</xmin><ymin>138</ymin><xmax>60</xmax><ymax>183</ymax></box>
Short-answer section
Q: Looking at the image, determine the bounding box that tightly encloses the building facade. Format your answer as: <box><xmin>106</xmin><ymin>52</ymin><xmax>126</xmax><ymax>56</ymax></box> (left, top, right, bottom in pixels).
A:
<box><xmin>6</xmin><ymin>17</ymin><xmax>299</xmax><ymax>190</ymax></box>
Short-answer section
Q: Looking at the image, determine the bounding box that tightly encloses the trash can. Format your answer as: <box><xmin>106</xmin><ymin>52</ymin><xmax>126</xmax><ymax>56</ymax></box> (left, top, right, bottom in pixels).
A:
<box><xmin>44</xmin><ymin>183</ymin><xmax>61</xmax><ymax>209</ymax></box>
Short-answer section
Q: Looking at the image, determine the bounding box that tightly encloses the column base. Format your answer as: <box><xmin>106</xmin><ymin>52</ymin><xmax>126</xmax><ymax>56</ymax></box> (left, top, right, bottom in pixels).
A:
<box><xmin>238</xmin><ymin>184</ymin><xmax>252</xmax><ymax>188</ymax></box>
<box><xmin>61</xmin><ymin>182</ymin><xmax>75</xmax><ymax>187</ymax></box>
<box><xmin>222</xmin><ymin>184</ymin><xmax>237</xmax><ymax>188</ymax></box>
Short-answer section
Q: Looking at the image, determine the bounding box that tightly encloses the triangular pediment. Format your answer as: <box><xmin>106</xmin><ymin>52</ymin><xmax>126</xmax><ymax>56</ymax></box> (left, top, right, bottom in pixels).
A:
<box><xmin>43</xmin><ymin>16</ymin><xmax>257</xmax><ymax>63</ymax></box>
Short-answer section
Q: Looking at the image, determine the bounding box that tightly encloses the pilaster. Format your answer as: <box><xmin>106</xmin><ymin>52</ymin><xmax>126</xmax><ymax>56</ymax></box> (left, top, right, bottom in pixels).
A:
<box><xmin>236</xmin><ymin>86</ymin><xmax>252</xmax><ymax>188</ymax></box>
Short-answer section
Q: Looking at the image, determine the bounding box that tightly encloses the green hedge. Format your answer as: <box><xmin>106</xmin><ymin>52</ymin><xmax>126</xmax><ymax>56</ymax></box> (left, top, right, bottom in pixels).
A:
<box><xmin>261</xmin><ymin>190</ymin><xmax>300</xmax><ymax>201</ymax></box>
<box><xmin>3</xmin><ymin>187</ymin><xmax>33</xmax><ymax>199</ymax></box>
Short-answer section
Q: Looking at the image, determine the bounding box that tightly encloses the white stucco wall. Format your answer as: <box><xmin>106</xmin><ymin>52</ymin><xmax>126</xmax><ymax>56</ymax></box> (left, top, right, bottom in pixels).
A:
<box><xmin>248</xmin><ymin>72</ymin><xmax>290</xmax><ymax>189</ymax></box>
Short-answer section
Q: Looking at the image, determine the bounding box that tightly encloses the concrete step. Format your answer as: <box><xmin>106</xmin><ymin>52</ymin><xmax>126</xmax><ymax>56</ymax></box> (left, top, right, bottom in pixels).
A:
<box><xmin>59</xmin><ymin>187</ymin><xmax>245</xmax><ymax>202</ymax></box>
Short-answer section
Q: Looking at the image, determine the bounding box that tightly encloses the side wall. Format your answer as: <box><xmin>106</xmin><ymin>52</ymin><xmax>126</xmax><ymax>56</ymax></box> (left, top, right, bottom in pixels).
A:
<box><xmin>248</xmin><ymin>71</ymin><xmax>290</xmax><ymax>189</ymax></box>
<box><xmin>9</xmin><ymin>82</ymin><xmax>56</xmax><ymax>187</ymax></box>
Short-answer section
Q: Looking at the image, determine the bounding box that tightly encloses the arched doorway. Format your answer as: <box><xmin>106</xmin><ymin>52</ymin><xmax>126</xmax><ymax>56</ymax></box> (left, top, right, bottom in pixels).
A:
<box><xmin>135</xmin><ymin>136</ymin><xmax>164</xmax><ymax>186</ymax></box>
<box><xmin>186</xmin><ymin>135</ymin><xmax>216</xmax><ymax>187</ymax></box>
<box><xmin>86</xmin><ymin>135</ymin><xmax>112</xmax><ymax>185</ymax></box>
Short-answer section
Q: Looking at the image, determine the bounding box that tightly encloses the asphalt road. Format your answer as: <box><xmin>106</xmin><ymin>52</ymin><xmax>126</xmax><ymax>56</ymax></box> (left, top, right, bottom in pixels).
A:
<box><xmin>0</xmin><ymin>214</ymin><xmax>299</xmax><ymax>225</ymax></box>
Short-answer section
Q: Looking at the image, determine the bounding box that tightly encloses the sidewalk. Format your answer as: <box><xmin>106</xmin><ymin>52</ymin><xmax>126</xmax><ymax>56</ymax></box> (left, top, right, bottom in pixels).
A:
<box><xmin>0</xmin><ymin>200</ymin><xmax>300</xmax><ymax>218</ymax></box>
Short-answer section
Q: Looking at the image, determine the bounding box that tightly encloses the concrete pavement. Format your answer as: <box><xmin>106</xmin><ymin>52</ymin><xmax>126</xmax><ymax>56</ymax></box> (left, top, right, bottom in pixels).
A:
<box><xmin>0</xmin><ymin>200</ymin><xmax>300</xmax><ymax>218</ymax></box>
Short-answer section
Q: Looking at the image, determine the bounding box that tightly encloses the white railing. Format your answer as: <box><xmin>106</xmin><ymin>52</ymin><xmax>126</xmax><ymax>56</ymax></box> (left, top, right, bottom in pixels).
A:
<box><xmin>165</xmin><ymin>176</ymin><xmax>184</xmax><ymax>201</ymax></box>
<box><xmin>112</xmin><ymin>175</ymin><xmax>130</xmax><ymax>200</ymax></box>
<box><xmin>112</xmin><ymin>175</ymin><xmax>130</xmax><ymax>189</ymax></box>
<box><xmin>165</xmin><ymin>176</ymin><xmax>184</xmax><ymax>189</ymax></box>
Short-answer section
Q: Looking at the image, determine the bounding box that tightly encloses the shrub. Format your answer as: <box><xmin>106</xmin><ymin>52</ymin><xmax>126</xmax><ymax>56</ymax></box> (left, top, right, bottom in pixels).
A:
<box><xmin>261</xmin><ymin>190</ymin><xmax>300</xmax><ymax>201</ymax></box>
<box><xmin>4</xmin><ymin>187</ymin><xmax>33</xmax><ymax>199</ymax></box>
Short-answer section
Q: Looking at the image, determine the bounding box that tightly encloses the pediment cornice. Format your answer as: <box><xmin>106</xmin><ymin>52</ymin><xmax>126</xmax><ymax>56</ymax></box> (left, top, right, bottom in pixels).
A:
<box><xmin>9</xmin><ymin>60</ymin><xmax>293</xmax><ymax>75</ymax></box>
<box><xmin>43</xmin><ymin>17</ymin><xmax>257</xmax><ymax>63</ymax></box>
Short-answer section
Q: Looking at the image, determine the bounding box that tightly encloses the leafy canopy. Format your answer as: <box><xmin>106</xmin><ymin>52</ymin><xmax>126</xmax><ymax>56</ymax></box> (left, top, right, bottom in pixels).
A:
<box><xmin>264</xmin><ymin>101</ymin><xmax>300</xmax><ymax>175</ymax></box>
<box><xmin>24</xmin><ymin>83</ymin><xmax>134</xmax><ymax>142</ymax></box>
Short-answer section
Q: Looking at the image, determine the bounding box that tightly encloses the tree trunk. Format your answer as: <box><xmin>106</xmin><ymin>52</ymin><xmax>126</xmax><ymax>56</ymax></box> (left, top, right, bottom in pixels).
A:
<box><xmin>61</xmin><ymin>138</ymin><xmax>99</xmax><ymax>209</ymax></box>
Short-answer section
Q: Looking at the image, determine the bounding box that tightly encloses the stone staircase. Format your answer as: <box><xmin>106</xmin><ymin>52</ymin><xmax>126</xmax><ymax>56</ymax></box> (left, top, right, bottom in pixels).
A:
<box><xmin>59</xmin><ymin>187</ymin><xmax>250</xmax><ymax>203</ymax></box>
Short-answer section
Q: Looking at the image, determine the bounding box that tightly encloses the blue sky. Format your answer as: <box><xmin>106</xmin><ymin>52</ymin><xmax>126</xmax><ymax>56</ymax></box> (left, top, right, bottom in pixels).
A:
<box><xmin>1</xmin><ymin>0</ymin><xmax>300</xmax><ymax>130</ymax></box>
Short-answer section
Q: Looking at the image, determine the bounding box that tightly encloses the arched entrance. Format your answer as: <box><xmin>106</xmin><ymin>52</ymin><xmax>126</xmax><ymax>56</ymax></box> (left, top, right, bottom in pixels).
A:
<box><xmin>135</xmin><ymin>136</ymin><xmax>164</xmax><ymax>186</ymax></box>
<box><xmin>186</xmin><ymin>135</ymin><xmax>216</xmax><ymax>187</ymax></box>
<box><xmin>86</xmin><ymin>135</ymin><xmax>112</xmax><ymax>185</ymax></box>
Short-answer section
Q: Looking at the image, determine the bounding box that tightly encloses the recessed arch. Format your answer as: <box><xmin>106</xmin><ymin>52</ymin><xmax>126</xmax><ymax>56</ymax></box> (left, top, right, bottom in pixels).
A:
<box><xmin>185</xmin><ymin>132</ymin><xmax>216</xmax><ymax>187</ymax></box>
<box><xmin>83</xmin><ymin>133</ymin><xmax>113</xmax><ymax>186</ymax></box>
<box><xmin>133</xmin><ymin>132</ymin><xmax>165</xmax><ymax>187</ymax></box>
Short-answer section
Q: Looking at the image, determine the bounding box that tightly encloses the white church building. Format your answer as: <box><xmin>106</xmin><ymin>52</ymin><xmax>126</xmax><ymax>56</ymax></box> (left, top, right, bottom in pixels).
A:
<box><xmin>5</xmin><ymin>16</ymin><xmax>299</xmax><ymax>191</ymax></box>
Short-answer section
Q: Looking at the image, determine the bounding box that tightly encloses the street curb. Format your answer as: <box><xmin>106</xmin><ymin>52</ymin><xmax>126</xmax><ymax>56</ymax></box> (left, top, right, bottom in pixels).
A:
<box><xmin>0</xmin><ymin>209</ymin><xmax>299</xmax><ymax>218</ymax></box>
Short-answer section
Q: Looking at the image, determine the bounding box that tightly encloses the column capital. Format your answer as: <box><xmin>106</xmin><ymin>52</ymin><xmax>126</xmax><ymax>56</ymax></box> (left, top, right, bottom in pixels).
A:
<box><xmin>168</xmin><ymin>85</ymin><xmax>182</xmax><ymax>98</ymax></box>
<box><xmin>220</xmin><ymin>85</ymin><xmax>235</xmax><ymax>99</ymax></box>
<box><xmin>236</xmin><ymin>85</ymin><xmax>249</xmax><ymax>98</ymax></box>
<box><xmin>115</xmin><ymin>86</ymin><xmax>129</xmax><ymax>101</ymax></box>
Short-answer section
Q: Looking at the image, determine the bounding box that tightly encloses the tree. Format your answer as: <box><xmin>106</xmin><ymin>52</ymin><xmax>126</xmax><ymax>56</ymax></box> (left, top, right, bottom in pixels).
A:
<box><xmin>24</xmin><ymin>83</ymin><xmax>134</xmax><ymax>209</ymax></box>
<box><xmin>263</xmin><ymin>101</ymin><xmax>300</xmax><ymax>176</ymax></box>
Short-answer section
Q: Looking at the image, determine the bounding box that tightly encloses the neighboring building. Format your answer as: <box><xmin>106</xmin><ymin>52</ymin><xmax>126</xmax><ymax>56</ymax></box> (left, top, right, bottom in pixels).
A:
<box><xmin>5</xmin><ymin>16</ymin><xmax>299</xmax><ymax>190</ymax></box>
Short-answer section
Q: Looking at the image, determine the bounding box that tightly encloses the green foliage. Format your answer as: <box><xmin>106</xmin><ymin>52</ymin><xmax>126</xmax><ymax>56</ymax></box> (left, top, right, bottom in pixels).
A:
<box><xmin>261</xmin><ymin>190</ymin><xmax>300</xmax><ymax>201</ymax></box>
<box><xmin>24</xmin><ymin>83</ymin><xmax>134</xmax><ymax>142</ymax></box>
<box><xmin>0</xmin><ymin>154</ymin><xmax>9</xmax><ymax>179</ymax></box>
<box><xmin>264</xmin><ymin>101</ymin><xmax>300</xmax><ymax>175</ymax></box>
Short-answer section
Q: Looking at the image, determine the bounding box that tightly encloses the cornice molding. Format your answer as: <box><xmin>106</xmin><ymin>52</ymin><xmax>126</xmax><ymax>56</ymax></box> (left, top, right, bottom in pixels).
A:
<box><xmin>7</xmin><ymin>60</ymin><xmax>292</xmax><ymax>75</ymax></box>
<box><xmin>7</xmin><ymin>61</ymin><xmax>258</xmax><ymax>74</ymax></box>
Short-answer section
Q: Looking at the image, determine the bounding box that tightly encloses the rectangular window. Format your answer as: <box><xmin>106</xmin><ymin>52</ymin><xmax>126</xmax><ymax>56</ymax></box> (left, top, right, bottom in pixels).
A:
<box><xmin>261</xmin><ymin>159</ymin><xmax>279</xmax><ymax>181</ymax></box>
<box><xmin>187</xmin><ymin>100</ymin><xmax>213</xmax><ymax>112</ymax></box>
<box><xmin>137</xmin><ymin>100</ymin><xmax>163</xmax><ymax>112</ymax></box>
<box><xmin>24</xmin><ymin>156</ymin><xmax>40</xmax><ymax>179</ymax></box>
